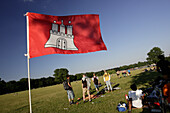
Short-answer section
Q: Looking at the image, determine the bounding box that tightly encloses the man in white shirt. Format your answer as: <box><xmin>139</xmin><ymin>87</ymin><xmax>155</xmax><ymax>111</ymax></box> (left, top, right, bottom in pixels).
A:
<box><xmin>82</xmin><ymin>74</ymin><xmax>91</xmax><ymax>102</ymax></box>
<box><xmin>128</xmin><ymin>84</ymin><xmax>144</xmax><ymax>113</ymax></box>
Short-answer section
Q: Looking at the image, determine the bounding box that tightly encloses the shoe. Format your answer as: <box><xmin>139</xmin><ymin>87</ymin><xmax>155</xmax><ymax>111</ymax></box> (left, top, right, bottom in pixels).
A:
<box><xmin>69</xmin><ymin>102</ymin><xmax>72</xmax><ymax>105</ymax></box>
<box><xmin>89</xmin><ymin>100</ymin><xmax>92</xmax><ymax>102</ymax></box>
<box><xmin>71</xmin><ymin>100</ymin><xmax>75</xmax><ymax>104</ymax></box>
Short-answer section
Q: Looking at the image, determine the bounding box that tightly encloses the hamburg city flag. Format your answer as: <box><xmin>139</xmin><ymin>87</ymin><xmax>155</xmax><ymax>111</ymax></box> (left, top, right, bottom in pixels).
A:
<box><xmin>26</xmin><ymin>12</ymin><xmax>107</xmax><ymax>58</ymax></box>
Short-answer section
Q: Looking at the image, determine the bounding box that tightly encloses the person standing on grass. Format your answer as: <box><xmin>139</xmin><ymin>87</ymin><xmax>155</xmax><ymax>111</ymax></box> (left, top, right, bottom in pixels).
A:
<box><xmin>82</xmin><ymin>74</ymin><xmax>91</xmax><ymax>102</ymax></box>
<box><xmin>116</xmin><ymin>70</ymin><xmax>120</xmax><ymax>78</ymax></box>
<box><xmin>66</xmin><ymin>75</ymin><xmax>75</xmax><ymax>105</ymax></box>
<box><xmin>103</xmin><ymin>70</ymin><xmax>112</xmax><ymax>92</ymax></box>
<box><xmin>92</xmin><ymin>73</ymin><xmax>99</xmax><ymax>93</ymax></box>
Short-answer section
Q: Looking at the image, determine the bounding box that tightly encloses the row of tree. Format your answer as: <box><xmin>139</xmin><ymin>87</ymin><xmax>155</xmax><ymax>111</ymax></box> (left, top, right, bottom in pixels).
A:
<box><xmin>0</xmin><ymin>47</ymin><xmax>169</xmax><ymax>95</ymax></box>
<box><xmin>0</xmin><ymin>60</ymin><xmax>150</xmax><ymax>95</ymax></box>
<box><xmin>0</xmin><ymin>77</ymin><xmax>56</xmax><ymax>95</ymax></box>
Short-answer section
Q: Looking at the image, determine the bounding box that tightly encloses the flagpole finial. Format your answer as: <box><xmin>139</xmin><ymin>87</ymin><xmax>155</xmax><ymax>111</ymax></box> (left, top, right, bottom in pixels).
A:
<box><xmin>24</xmin><ymin>12</ymin><xmax>29</xmax><ymax>16</ymax></box>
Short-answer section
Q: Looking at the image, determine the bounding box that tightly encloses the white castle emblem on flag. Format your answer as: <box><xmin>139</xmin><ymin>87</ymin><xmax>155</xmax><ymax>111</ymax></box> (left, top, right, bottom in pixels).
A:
<box><xmin>45</xmin><ymin>20</ymin><xmax>78</xmax><ymax>50</ymax></box>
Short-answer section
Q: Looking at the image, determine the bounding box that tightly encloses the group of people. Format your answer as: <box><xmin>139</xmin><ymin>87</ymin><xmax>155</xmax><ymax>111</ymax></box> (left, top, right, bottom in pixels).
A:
<box><xmin>126</xmin><ymin>55</ymin><xmax>170</xmax><ymax>113</ymax></box>
<box><xmin>156</xmin><ymin>55</ymin><xmax>170</xmax><ymax>106</ymax></box>
<box><xmin>64</xmin><ymin>54</ymin><xmax>170</xmax><ymax>113</ymax></box>
<box><xmin>64</xmin><ymin>70</ymin><xmax>113</xmax><ymax>105</ymax></box>
<box><xmin>116</xmin><ymin>69</ymin><xmax>131</xmax><ymax>78</ymax></box>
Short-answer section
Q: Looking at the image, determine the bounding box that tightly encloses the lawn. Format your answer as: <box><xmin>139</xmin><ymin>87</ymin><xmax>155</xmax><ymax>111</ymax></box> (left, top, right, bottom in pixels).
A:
<box><xmin>0</xmin><ymin>69</ymin><xmax>166</xmax><ymax>113</ymax></box>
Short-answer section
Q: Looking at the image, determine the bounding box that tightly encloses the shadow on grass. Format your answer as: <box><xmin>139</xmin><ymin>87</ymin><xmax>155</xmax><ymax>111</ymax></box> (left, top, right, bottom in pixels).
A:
<box><xmin>75</xmin><ymin>84</ymin><xmax>105</xmax><ymax>103</ymax></box>
<box><xmin>112</xmin><ymin>83</ymin><xmax>120</xmax><ymax>89</ymax></box>
<box><xmin>15</xmin><ymin>102</ymin><xmax>40</xmax><ymax>112</ymax></box>
<box><xmin>75</xmin><ymin>83</ymin><xmax>120</xmax><ymax>103</ymax></box>
<box><xmin>130</xmin><ymin>71</ymin><xmax>161</xmax><ymax>89</ymax></box>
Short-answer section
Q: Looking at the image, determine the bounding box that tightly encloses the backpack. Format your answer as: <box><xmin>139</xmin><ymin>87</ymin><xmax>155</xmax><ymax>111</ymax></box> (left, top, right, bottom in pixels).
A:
<box><xmin>63</xmin><ymin>80</ymin><xmax>70</xmax><ymax>90</ymax></box>
<box><xmin>94</xmin><ymin>77</ymin><xmax>98</xmax><ymax>85</ymax></box>
<box><xmin>82</xmin><ymin>79</ymin><xmax>87</xmax><ymax>88</ymax></box>
<box><xmin>117</xmin><ymin>102</ymin><xmax>127</xmax><ymax>112</ymax></box>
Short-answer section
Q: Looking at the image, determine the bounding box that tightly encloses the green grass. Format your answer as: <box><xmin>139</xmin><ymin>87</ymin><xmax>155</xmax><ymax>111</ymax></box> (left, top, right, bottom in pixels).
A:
<box><xmin>0</xmin><ymin>69</ymin><xmax>167</xmax><ymax>113</ymax></box>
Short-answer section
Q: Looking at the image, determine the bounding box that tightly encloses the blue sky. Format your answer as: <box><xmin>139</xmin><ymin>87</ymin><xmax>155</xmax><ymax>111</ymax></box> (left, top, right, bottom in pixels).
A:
<box><xmin>0</xmin><ymin>0</ymin><xmax>170</xmax><ymax>81</ymax></box>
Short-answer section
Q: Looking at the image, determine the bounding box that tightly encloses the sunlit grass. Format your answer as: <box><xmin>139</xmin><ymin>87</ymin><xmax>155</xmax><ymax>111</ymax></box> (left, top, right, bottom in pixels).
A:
<box><xmin>0</xmin><ymin>68</ymin><xmax>163</xmax><ymax>113</ymax></box>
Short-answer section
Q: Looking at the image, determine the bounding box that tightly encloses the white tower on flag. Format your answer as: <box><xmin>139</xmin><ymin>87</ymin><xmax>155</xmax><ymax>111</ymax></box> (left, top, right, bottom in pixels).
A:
<box><xmin>45</xmin><ymin>20</ymin><xmax>78</xmax><ymax>50</ymax></box>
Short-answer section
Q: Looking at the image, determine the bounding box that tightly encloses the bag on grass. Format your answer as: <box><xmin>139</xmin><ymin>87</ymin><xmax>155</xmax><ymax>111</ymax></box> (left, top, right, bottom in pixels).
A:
<box><xmin>63</xmin><ymin>80</ymin><xmax>70</xmax><ymax>90</ymax></box>
<box><xmin>117</xmin><ymin>102</ymin><xmax>127</xmax><ymax>112</ymax></box>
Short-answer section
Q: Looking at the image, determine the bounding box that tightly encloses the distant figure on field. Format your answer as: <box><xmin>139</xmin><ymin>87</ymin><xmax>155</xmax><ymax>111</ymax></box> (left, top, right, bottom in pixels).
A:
<box><xmin>144</xmin><ymin>68</ymin><xmax>148</xmax><ymax>72</ymax></box>
<box><xmin>127</xmin><ymin>84</ymin><xmax>144</xmax><ymax>113</ymax></box>
<box><xmin>92</xmin><ymin>73</ymin><xmax>99</xmax><ymax>93</ymax></box>
<box><xmin>103</xmin><ymin>70</ymin><xmax>112</xmax><ymax>92</ymax></box>
<box><xmin>128</xmin><ymin>69</ymin><xmax>131</xmax><ymax>76</ymax></box>
<box><xmin>116</xmin><ymin>70</ymin><xmax>120</xmax><ymax>78</ymax></box>
<box><xmin>64</xmin><ymin>75</ymin><xmax>75</xmax><ymax>105</ymax></box>
<box><xmin>122</xmin><ymin>70</ymin><xmax>127</xmax><ymax>77</ymax></box>
<box><xmin>82</xmin><ymin>74</ymin><xmax>91</xmax><ymax>102</ymax></box>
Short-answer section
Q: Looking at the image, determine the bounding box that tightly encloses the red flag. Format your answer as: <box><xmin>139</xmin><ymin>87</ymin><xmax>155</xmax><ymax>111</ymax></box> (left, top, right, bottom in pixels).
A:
<box><xmin>26</xmin><ymin>12</ymin><xmax>107</xmax><ymax>58</ymax></box>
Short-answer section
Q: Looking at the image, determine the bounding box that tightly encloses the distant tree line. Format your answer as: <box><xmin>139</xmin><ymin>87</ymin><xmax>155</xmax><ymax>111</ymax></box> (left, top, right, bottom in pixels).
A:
<box><xmin>0</xmin><ymin>60</ymin><xmax>151</xmax><ymax>95</ymax></box>
<box><xmin>1</xmin><ymin>46</ymin><xmax>169</xmax><ymax>95</ymax></box>
<box><xmin>0</xmin><ymin>77</ymin><xmax>56</xmax><ymax>95</ymax></box>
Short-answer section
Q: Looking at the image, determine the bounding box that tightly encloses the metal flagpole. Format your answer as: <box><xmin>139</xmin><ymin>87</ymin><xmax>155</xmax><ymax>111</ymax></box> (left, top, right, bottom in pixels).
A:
<box><xmin>25</xmin><ymin>13</ymin><xmax>32</xmax><ymax>113</ymax></box>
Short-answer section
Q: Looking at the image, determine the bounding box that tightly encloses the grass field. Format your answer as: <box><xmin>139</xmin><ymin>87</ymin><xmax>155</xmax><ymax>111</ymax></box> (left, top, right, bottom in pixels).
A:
<box><xmin>0</xmin><ymin>69</ymin><xmax>167</xmax><ymax>113</ymax></box>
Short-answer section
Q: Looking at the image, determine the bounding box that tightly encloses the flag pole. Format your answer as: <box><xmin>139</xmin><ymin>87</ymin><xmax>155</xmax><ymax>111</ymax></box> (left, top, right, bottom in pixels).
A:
<box><xmin>25</xmin><ymin>13</ymin><xmax>32</xmax><ymax>113</ymax></box>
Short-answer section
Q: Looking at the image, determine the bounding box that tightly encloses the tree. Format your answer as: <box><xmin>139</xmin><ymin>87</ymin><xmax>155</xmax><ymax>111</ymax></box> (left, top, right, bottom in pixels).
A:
<box><xmin>165</xmin><ymin>56</ymin><xmax>170</xmax><ymax>62</ymax></box>
<box><xmin>53</xmin><ymin>68</ymin><xmax>69</xmax><ymax>83</ymax></box>
<box><xmin>85</xmin><ymin>72</ymin><xmax>93</xmax><ymax>78</ymax></box>
<box><xmin>6</xmin><ymin>80</ymin><xmax>17</xmax><ymax>93</ymax></box>
<box><xmin>69</xmin><ymin>75</ymin><xmax>77</xmax><ymax>82</ymax></box>
<box><xmin>45</xmin><ymin>77</ymin><xmax>55</xmax><ymax>86</ymax></box>
<box><xmin>18</xmin><ymin>78</ymin><xmax>28</xmax><ymax>91</ymax></box>
<box><xmin>75</xmin><ymin>73</ymin><xmax>83</xmax><ymax>80</ymax></box>
<box><xmin>146</xmin><ymin>47</ymin><xmax>164</xmax><ymax>64</ymax></box>
<box><xmin>95</xmin><ymin>71</ymin><xmax>104</xmax><ymax>76</ymax></box>
<box><xmin>0</xmin><ymin>78</ymin><xmax>6</xmax><ymax>95</ymax></box>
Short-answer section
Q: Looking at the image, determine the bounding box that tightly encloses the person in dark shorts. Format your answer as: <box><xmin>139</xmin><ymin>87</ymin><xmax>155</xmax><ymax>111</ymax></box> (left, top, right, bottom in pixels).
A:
<box><xmin>66</xmin><ymin>75</ymin><xmax>75</xmax><ymax>105</ymax></box>
<box><xmin>92</xmin><ymin>73</ymin><xmax>99</xmax><ymax>93</ymax></box>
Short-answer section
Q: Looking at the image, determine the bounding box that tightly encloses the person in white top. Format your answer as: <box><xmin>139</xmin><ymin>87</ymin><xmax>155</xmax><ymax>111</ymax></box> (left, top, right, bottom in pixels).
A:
<box><xmin>128</xmin><ymin>84</ymin><xmax>144</xmax><ymax>113</ymax></box>
<box><xmin>82</xmin><ymin>74</ymin><xmax>91</xmax><ymax>102</ymax></box>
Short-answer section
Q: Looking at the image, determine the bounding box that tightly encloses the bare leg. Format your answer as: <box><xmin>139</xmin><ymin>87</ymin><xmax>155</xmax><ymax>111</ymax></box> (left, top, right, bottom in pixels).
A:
<box><xmin>87</xmin><ymin>90</ymin><xmax>91</xmax><ymax>101</ymax></box>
